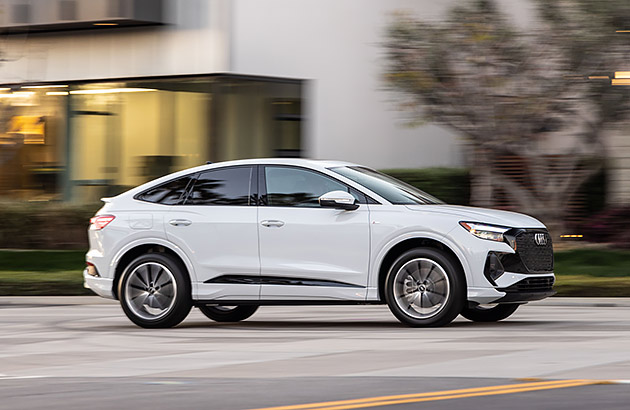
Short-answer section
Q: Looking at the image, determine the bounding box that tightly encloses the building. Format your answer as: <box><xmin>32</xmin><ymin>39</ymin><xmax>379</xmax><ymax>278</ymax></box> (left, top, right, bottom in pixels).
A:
<box><xmin>0</xmin><ymin>0</ymin><xmax>467</xmax><ymax>203</ymax></box>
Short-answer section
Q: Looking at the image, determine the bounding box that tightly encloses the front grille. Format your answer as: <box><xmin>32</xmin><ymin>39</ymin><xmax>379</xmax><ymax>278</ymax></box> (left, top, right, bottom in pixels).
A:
<box><xmin>502</xmin><ymin>276</ymin><xmax>555</xmax><ymax>293</ymax></box>
<box><xmin>515</xmin><ymin>231</ymin><xmax>554</xmax><ymax>272</ymax></box>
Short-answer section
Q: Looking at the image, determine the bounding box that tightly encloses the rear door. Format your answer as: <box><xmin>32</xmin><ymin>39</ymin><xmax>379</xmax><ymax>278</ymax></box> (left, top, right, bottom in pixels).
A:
<box><xmin>164</xmin><ymin>165</ymin><xmax>260</xmax><ymax>301</ymax></box>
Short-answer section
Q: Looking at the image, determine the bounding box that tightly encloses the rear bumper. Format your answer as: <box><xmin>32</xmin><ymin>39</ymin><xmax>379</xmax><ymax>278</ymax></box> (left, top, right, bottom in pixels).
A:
<box><xmin>83</xmin><ymin>269</ymin><xmax>115</xmax><ymax>299</ymax></box>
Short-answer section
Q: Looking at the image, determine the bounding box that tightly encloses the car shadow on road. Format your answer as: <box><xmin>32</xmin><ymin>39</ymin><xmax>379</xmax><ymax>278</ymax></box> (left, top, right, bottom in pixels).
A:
<box><xmin>173</xmin><ymin>319</ymin><xmax>558</xmax><ymax>330</ymax></box>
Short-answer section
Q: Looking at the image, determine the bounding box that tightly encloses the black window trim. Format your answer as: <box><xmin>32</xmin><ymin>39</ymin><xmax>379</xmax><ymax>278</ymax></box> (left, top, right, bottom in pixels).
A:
<box><xmin>259</xmin><ymin>164</ymin><xmax>379</xmax><ymax>208</ymax></box>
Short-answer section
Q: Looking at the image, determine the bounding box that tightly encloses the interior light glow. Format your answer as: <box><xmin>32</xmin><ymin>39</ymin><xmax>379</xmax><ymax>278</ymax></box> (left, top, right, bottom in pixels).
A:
<box><xmin>0</xmin><ymin>92</ymin><xmax>35</xmax><ymax>98</ymax></box>
<box><xmin>588</xmin><ymin>76</ymin><xmax>609</xmax><ymax>80</ymax></box>
<box><xmin>93</xmin><ymin>23</ymin><xmax>118</xmax><ymax>26</ymax></box>
<box><xmin>559</xmin><ymin>234</ymin><xmax>583</xmax><ymax>238</ymax></box>
<box><xmin>69</xmin><ymin>88</ymin><xmax>158</xmax><ymax>95</ymax></box>
<box><xmin>22</xmin><ymin>85</ymin><xmax>68</xmax><ymax>89</ymax></box>
<box><xmin>46</xmin><ymin>91</ymin><xmax>69</xmax><ymax>96</ymax></box>
<box><xmin>616</xmin><ymin>30</ymin><xmax>630</xmax><ymax>33</ymax></box>
<box><xmin>614</xmin><ymin>71</ymin><xmax>630</xmax><ymax>79</ymax></box>
<box><xmin>0</xmin><ymin>88</ymin><xmax>10</xmax><ymax>91</ymax></box>
<box><xmin>612</xmin><ymin>78</ymin><xmax>630</xmax><ymax>85</ymax></box>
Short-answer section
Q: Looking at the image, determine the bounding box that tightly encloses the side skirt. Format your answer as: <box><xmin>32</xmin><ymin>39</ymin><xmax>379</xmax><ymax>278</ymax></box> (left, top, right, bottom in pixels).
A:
<box><xmin>193</xmin><ymin>300</ymin><xmax>385</xmax><ymax>307</ymax></box>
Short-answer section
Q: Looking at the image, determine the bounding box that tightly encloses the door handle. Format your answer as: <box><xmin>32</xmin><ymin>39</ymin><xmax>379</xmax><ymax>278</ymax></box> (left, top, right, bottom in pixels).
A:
<box><xmin>169</xmin><ymin>219</ymin><xmax>192</xmax><ymax>227</ymax></box>
<box><xmin>261</xmin><ymin>220</ymin><xmax>285</xmax><ymax>228</ymax></box>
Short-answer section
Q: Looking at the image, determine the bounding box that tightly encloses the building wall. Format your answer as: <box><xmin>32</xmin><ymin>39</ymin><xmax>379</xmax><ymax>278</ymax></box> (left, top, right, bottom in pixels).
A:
<box><xmin>0</xmin><ymin>0</ymin><xmax>232</xmax><ymax>83</ymax></box>
<box><xmin>231</xmin><ymin>0</ymin><xmax>468</xmax><ymax>169</ymax></box>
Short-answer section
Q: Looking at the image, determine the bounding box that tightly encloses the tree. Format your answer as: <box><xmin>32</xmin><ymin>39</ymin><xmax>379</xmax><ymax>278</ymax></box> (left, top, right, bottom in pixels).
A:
<box><xmin>383</xmin><ymin>0</ymin><xmax>630</xmax><ymax>235</ymax></box>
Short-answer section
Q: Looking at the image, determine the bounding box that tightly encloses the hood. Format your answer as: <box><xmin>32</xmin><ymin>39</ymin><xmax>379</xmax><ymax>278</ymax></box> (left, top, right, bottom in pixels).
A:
<box><xmin>405</xmin><ymin>205</ymin><xmax>546</xmax><ymax>229</ymax></box>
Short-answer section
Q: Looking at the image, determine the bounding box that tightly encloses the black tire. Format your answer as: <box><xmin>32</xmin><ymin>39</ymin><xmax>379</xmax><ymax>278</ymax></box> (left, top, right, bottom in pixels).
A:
<box><xmin>460</xmin><ymin>303</ymin><xmax>520</xmax><ymax>322</ymax></box>
<box><xmin>198</xmin><ymin>305</ymin><xmax>259</xmax><ymax>322</ymax></box>
<box><xmin>385</xmin><ymin>248</ymin><xmax>465</xmax><ymax>327</ymax></box>
<box><xmin>118</xmin><ymin>253</ymin><xmax>192</xmax><ymax>328</ymax></box>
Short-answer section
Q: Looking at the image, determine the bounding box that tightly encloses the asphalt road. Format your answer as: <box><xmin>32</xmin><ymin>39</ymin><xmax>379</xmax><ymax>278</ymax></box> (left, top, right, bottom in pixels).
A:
<box><xmin>1</xmin><ymin>297</ymin><xmax>629</xmax><ymax>409</ymax></box>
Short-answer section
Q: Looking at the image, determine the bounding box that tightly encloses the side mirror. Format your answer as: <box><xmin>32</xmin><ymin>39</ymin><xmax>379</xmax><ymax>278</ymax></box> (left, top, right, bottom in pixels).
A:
<box><xmin>318</xmin><ymin>190</ymin><xmax>359</xmax><ymax>210</ymax></box>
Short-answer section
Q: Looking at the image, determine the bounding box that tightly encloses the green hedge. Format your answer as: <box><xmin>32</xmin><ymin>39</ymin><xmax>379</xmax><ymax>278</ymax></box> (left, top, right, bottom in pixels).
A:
<box><xmin>0</xmin><ymin>202</ymin><xmax>99</xmax><ymax>250</ymax></box>
<box><xmin>380</xmin><ymin>168</ymin><xmax>471</xmax><ymax>205</ymax></box>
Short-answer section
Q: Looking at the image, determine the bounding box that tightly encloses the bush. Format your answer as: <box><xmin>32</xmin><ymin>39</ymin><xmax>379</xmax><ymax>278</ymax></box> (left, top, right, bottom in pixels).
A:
<box><xmin>380</xmin><ymin>168</ymin><xmax>471</xmax><ymax>205</ymax></box>
<box><xmin>0</xmin><ymin>202</ymin><xmax>99</xmax><ymax>250</ymax></box>
<box><xmin>581</xmin><ymin>206</ymin><xmax>630</xmax><ymax>248</ymax></box>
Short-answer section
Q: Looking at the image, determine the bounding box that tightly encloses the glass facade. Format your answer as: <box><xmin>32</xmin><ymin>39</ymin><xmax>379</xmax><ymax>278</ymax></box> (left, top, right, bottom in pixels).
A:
<box><xmin>0</xmin><ymin>75</ymin><xmax>302</xmax><ymax>203</ymax></box>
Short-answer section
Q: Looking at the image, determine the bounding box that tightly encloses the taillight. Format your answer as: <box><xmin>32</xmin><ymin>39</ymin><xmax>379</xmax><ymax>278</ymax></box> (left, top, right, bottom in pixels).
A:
<box><xmin>90</xmin><ymin>215</ymin><xmax>115</xmax><ymax>230</ymax></box>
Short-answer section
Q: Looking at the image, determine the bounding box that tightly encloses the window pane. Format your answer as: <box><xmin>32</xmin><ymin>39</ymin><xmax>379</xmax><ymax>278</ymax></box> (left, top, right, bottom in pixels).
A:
<box><xmin>186</xmin><ymin>166</ymin><xmax>252</xmax><ymax>205</ymax></box>
<box><xmin>265</xmin><ymin>167</ymin><xmax>351</xmax><ymax>207</ymax></box>
<box><xmin>331</xmin><ymin>166</ymin><xmax>443</xmax><ymax>205</ymax></box>
<box><xmin>137</xmin><ymin>176</ymin><xmax>192</xmax><ymax>205</ymax></box>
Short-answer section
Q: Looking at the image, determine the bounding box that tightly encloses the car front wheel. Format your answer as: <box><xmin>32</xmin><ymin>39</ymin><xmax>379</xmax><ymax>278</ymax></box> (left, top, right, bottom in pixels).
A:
<box><xmin>460</xmin><ymin>303</ymin><xmax>520</xmax><ymax>322</ymax></box>
<box><xmin>385</xmin><ymin>248</ymin><xmax>465</xmax><ymax>327</ymax></box>
<box><xmin>198</xmin><ymin>305</ymin><xmax>259</xmax><ymax>322</ymax></box>
<box><xmin>118</xmin><ymin>253</ymin><xmax>192</xmax><ymax>328</ymax></box>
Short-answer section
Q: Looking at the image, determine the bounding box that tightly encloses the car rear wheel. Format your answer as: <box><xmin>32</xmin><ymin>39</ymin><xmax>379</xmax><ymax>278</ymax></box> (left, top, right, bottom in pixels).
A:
<box><xmin>198</xmin><ymin>305</ymin><xmax>259</xmax><ymax>322</ymax></box>
<box><xmin>118</xmin><ymin>253</ymin><xmax>192</xmax><ymax>328</ymax></box>
<box><xmin>460</xmin><ymin>303</ymin><xmax>520</xmax><ymax>322</ymax></box>
<box><xmin>385</xmin><ymin>248</ymin><xmax>465</xmax><ymax>327</ymax></box>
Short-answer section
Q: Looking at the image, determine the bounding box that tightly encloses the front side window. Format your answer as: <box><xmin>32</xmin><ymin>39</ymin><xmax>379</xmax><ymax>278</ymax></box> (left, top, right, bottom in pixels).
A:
<box><xmin>185</xmin><ymin>166</ymin><xmax>253</xmax><ymax>206</ymax></box>
<box><xmin>136</xmin><ymin>176</ymin><xmax>193</xmax><ymax>205</ymax></box>
<box><xmin>264</xmin><ymin>166</ymin><xmax>361</xmax><ymax>207</ymax></box>
<box><xmin>331</xmin><ymin>166</ymin><xmax>443</xmax><ymax>205</ymax></box>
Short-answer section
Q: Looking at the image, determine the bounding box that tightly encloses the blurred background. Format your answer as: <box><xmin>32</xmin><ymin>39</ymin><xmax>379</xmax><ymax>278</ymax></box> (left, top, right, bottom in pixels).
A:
<box><xmin>0</xmin><ymin>0</ymin><xmax>628</xmax><ymax>296</ymax></box>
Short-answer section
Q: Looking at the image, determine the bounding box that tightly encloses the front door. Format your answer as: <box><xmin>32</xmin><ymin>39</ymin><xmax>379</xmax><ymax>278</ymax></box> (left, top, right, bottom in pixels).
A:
<box><xmin>258</xmin><ymin>165</ymin><xmax>370</xmax><ymax>301</ymax></box>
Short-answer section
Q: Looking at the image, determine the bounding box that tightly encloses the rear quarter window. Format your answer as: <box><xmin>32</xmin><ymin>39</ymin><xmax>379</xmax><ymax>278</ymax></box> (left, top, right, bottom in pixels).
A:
<box><xmin>135</xmin><ymin>176</ymin><xmax>193</xmax><ymax>205</ymax></box>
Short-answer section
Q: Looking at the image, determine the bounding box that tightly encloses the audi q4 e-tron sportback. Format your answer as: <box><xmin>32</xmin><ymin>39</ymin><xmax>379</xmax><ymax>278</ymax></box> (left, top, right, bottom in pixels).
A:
<box><xmin>84</xmin><ymin>158</ymin><xmax>555</xmax><ymax>328</ymax></box>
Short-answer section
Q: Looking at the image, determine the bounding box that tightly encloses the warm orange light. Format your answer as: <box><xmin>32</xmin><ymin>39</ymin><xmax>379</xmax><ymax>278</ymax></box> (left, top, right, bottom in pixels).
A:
<box><xmin>93</xmin><ymin>23</ymin><xmax>118</xmax><ymax>26</ymax></box>
<box><xmin>559</xmin><ymin>234</ymin><xmax>583</xmax><ymax>238</ymax></box>
<box><xmin>616</xmin><ymin>30</ymin><xmax>630</xmax><ymax>33</ymax></box>
<box><xmin>588</xmin><ymin>76</ymin><xmax>609</xmax><ymax>80</ymax></box>
<box><xmin>22</xmin><ymin>85</ymin><xmax>68</xmax><ymax>89</ymax></box>
<box><xmin>612</xmin><ymin>78</ymin><xmax>630</xmax><ymax>85</ymax></box>
<box><xmin>614</xmin><ymin>71</ymin><xmax>630</xmax><ymax>79</ymax></box>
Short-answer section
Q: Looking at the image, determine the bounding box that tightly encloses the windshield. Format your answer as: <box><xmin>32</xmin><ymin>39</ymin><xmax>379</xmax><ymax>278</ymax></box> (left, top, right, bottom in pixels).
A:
<box><xmin>330</xmin><ymin>166</ymin><xmax>444</xmax><ymax>205</ymax></box>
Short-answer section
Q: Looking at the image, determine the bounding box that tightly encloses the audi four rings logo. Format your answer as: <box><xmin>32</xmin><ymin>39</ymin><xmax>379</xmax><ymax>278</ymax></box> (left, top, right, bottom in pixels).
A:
<box><xmin>534</xmin><ymin>233</ymin><xmax>547</xmax><ymax>246</ymax></box>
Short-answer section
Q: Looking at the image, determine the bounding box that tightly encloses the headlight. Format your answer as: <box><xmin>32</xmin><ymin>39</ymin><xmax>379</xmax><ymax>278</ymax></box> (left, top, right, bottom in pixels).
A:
<box><xmin>459</xmin><ymin>221</ymin><xmax>510</xmax><ymax>242</ymax></box>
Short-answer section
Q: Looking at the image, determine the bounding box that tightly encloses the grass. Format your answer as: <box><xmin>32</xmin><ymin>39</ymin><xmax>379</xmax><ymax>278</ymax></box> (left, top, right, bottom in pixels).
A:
<box><xmin>0</xmin><ymin>248</ymin><xmax>629</xmax><ymax>297</ymax></box>
<box><xmin>0</xmin><ymin>271</ymin><xmax>92</xmax><ymax>296</ymax></box>
<box><xmin>0</xmin><ymin>250</ymin><xmax>90</xmax><ymax>296</ymax></box>
<box><xmin>553</xmin><ymin>275</ymin><xmax>630</xmax><ymax>297</ymax></box>
<box><xmin>554</xmin><ymin>248</ymin><xmax>630</xmax><ymax>277</ymax></box>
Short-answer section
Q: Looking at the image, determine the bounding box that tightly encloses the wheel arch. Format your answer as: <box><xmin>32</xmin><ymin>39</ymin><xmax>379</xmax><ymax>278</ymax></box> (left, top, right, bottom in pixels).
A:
<box><xmin>376</xmin><ymin>237</ymin><xmax>467</xmax><ymax>303</ymax></box>
<box><xmin>112</xmin><ymin>242</ymin><xmax>193</xmax><ymax>300</ymax></box>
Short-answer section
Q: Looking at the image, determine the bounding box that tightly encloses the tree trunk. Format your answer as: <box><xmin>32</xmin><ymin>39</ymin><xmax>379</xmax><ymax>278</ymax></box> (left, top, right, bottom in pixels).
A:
<box><xmin>469</xmin><ymin>145</ymin><xmax>493</xmax><ymax>207</ymax></box>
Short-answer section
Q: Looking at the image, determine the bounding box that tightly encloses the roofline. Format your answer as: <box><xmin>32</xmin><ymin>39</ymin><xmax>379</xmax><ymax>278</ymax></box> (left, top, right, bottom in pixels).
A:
<box><xmin>0</xmin><ymin>72</ymin><xmax>304</xmax><ymax>89</ymax></box>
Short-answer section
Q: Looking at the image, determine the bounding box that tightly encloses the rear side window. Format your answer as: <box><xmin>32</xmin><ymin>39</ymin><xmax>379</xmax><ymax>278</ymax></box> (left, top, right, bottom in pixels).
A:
<box><xmin>136</xmin><ymin>176</ymin><xmax>193</xmax><ymax>205</ymax></box>
<box><xmin>185</xmin><ymin>166</ymin><xmax>253</xmax><ymax>206</ymax></box>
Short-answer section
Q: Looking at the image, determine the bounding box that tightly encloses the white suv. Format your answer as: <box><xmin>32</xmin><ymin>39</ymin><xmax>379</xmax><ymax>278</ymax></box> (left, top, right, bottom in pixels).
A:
<box><xmin>84</xmin><ymin>158</ymin><xmax>555</xmax><ymax>328</ymax></box>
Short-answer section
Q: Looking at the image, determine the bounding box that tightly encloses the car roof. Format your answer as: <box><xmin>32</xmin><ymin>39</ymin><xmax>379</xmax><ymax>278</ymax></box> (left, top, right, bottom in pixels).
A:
<box><xmin>208</xmin><ymin>158</ymin><xmax>358</xmax><ymax>168</ymax></box>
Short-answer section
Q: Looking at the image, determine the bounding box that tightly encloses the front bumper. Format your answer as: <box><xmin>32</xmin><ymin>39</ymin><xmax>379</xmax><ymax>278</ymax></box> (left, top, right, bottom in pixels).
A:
<box><xmin>83</xmin><ymin>269</ymin><xmax>115</xmax><ymax>299</ymax></box>
<box><xmin>468</xmin><ymin>271</ymin><xmax>555</xmax><ymax>305</ymax></box>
